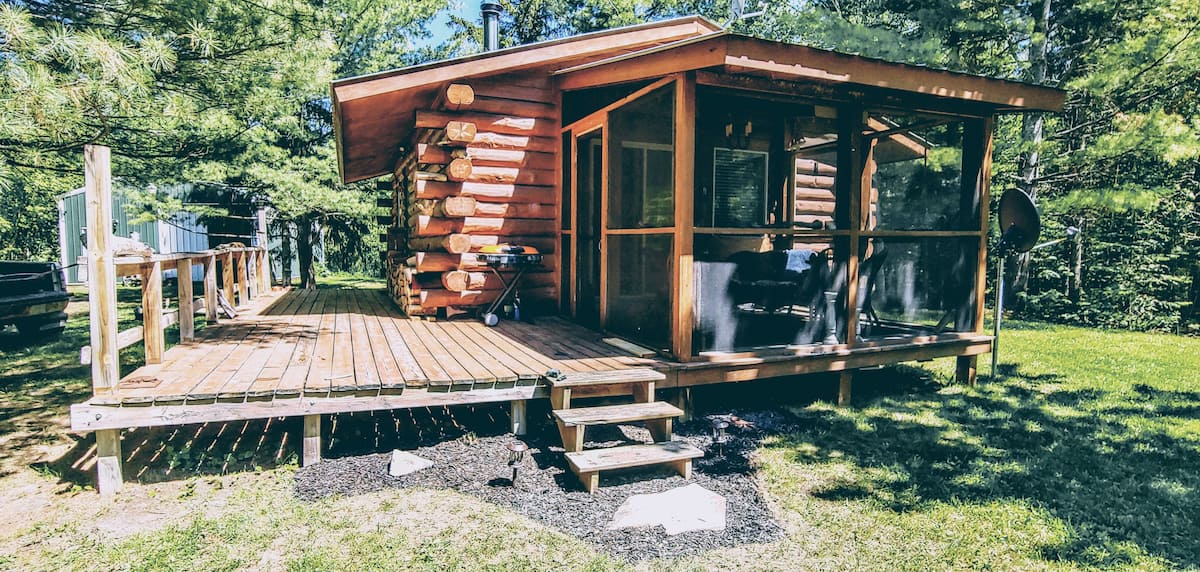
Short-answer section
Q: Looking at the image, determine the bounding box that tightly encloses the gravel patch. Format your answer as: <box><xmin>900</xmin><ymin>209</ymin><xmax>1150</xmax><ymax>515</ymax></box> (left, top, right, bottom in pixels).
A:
<box><xmin>295</xmin><ymin>407</ymin><xmax>792</xmax><ymax>561</ymax></box>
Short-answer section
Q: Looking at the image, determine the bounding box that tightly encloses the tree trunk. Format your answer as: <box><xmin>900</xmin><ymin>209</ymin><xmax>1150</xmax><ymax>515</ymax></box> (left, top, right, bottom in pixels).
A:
<box><xmin>296</xmin><ymin>217</ymin><xmax>318</xmax><ymax>289</ymax></box>
<box><xmin>1013</xmin><ymin>0</ymin><xmax>1053</xmax><ymax>305</ymax></box>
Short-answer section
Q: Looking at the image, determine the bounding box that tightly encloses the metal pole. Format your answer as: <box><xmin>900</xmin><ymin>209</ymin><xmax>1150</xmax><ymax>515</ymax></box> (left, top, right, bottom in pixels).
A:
<box><xmin>991</xmin><ymin>254</ymin><xmax>1005</xmax><ymax>377</ymax></box>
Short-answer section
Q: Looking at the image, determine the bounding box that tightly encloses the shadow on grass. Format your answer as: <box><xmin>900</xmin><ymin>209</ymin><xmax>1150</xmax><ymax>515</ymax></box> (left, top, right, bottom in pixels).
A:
<box><xmin>755</xmin><ymin>364</ymin><xmax>1200</xmax><ymax>569</ymax></box>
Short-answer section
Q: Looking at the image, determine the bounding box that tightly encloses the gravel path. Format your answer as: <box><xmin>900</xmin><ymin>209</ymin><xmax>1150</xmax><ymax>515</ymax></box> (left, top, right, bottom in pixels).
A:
<box><xmin>294</xmin><ymin>408</ymin><xmax>795</xmax><ymax>561</ymax></box>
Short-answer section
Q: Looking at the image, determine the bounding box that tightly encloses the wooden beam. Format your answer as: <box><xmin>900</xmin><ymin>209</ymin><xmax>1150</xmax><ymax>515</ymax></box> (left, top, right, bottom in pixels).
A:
<box><xmin>177</xmin><ymin>257</ymin><xmax>194</xmax><ymax>341</ymax></box>
<box><xmin>204</xmin><ymin>254</ymin><xmax>219</xmax><ymax>324</ymax></box>
<box><xmin>672</xmin><ymin>73</ymin><xmax>696</xmax><ymax>361</ymax></box>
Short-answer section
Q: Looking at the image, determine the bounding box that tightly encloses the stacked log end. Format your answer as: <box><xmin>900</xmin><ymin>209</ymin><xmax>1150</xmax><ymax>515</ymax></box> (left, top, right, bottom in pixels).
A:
<box><xmin>383</xmin><ymin>75</ymin><xmax>560</xmax><ymax>316</ymax></box>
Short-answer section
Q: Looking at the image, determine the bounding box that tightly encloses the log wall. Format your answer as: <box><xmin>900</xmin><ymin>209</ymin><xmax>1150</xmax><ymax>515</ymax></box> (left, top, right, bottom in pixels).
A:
<box><xmin>381</xmin><ymin>74</ymin><xmax>560</xmax><ymax>316</ymax></box>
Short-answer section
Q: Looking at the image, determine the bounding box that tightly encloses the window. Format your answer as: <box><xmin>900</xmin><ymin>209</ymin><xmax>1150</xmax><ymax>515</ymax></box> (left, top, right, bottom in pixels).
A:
<box><xmin>712</xmin><ymin>148</ymin><xmax>768</xmax><ymax>227</ymax></box>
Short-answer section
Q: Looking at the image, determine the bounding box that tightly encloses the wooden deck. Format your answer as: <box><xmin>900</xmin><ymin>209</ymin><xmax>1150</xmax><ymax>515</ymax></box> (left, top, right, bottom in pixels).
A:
<box><xmin>97</xmin><ymin>287</ymin><xmax>659</xmax><ymax>402</ymax></box>
<box><xmin>71</xmin><ymin>286</ymin><xmax>991</xmax><ymax>433</ymax></box>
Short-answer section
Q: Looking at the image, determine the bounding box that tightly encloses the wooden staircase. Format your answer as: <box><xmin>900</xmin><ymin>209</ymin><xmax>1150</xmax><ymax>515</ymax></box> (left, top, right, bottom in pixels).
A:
<box><xmin>549</xmin><ymin>368</ymin><xmax>703</xmax><ymax>493</ymax></box>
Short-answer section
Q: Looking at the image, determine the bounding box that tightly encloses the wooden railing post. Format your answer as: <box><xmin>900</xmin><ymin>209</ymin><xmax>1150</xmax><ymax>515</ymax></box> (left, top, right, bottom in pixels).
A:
<box><xmin>237</xmin><ymin>250</ymin><xmax>250</xmax><ymax>305</ymax></box>
<box><xmin>142</xmin><ymin>260</ymin><xmax>164</xmax><ymax>364</ymax></box>
<box><xmin>178</xmin><ymin>257</ymin><xmax>194</xmax><ymax>341</ymax></box>
<box><xmin>256</xmin><ymin>208</ymin><xmax>271</xmax><ymax>290</ymax></box>
<box><xmin>222</xmin><ymin>251</ymin><xmax>235</xmax><ymax>308</ymax></box>
<box><xmin>204</xmin><ymin>253</ymin><xmax>219</xmax><ymax>324</ymax></box>
<box><xmin>259</xmin><ymin>246</ymin><xmax>271</xmax><ymax>292</ymax></box>
<box><xmin>84</xmin><ymin>144</ymin><xmax>122</xmax><ymax>495</ymax></box>
<box><xmin>247</xmin><ymin>250</ymin><xmax>259</xmax><ymax>299</ymax></box>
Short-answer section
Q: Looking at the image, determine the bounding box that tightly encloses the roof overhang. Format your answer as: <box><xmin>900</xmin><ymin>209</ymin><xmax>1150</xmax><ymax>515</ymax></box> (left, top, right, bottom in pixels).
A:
<box><xmin>332</xmin><ymin>16</ymin><xmax>722</xmax><ymax>183</ymax></box>
<box><xmin>555</xmin><ymin>33</ymin><xmax>1066</xmax><ymax>114</ymax></box>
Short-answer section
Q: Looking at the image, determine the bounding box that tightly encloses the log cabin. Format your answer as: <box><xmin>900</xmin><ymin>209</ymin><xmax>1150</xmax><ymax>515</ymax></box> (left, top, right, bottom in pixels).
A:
<box><xmin>71</xmin><ymin>15</ymin><xmax>1065</xmax><ymax>494</ymax></box>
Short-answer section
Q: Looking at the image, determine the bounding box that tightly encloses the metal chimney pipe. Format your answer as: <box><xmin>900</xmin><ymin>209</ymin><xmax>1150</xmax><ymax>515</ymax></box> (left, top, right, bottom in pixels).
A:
<box><xmin>481</xmin><ymin>2</ymin><xmax>502</xmax><ymax>52</ymax></box>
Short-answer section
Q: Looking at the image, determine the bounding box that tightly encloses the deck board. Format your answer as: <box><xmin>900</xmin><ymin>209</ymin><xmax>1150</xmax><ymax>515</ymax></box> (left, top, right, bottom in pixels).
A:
<box><xmin>91</xmin><ymin>287</ymin><xmax>661</xmax><ymax>406</ymax></box>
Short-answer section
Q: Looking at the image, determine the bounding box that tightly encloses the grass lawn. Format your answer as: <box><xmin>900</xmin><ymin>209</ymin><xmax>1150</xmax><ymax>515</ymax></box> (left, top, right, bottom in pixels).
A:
<box><xmin>0</xmin><ymin>278</ymin><xmax>1196</xmax><ymax>571</ymax></box>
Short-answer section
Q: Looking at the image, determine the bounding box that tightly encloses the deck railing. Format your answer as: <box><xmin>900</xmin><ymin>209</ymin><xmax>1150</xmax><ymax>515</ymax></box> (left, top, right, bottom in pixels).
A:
<box><xmin>81</xmin><ymin>144</ymin><xmax>271</xmax><ymax>494</ymax></box>
<box><xmin>78</xmin><ymin>247</ymin><xmax>269</xmax><ymax>366</ymax></box>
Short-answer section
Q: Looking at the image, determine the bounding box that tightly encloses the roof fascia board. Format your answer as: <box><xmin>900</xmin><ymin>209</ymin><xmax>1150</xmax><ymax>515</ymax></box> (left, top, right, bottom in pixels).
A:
<box><xmin>554</xmin><ymin>34</ymin><xmax>729</xmax><ymax>91</ymax></box>
<box><xmin>332</xmin><ymin>17</ymin><xmax>717</xmax><ymax>103</ymax></box>
<box><xmin>723</xmin><ymin>36</ymin><xmax>1065</xmax><ymax>112</ymax></box>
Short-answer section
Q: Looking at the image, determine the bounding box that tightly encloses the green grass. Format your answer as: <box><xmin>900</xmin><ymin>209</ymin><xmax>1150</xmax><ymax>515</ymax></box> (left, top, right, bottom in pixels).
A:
<box><xmin>1</xmin><ymin>284</ymin><xmax>1197</xmax><ymax>571</ymax></box>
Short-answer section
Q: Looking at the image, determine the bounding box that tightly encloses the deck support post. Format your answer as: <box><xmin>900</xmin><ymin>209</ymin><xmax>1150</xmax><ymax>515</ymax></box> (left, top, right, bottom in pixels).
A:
<box><xmin>837</xmin><ymin>371</ymin><xmax>853</xmax><ymax>406</ymax></box>
<box><xmin>302</xmin><ymin>414</ymin><xmax>321</xmax><ymax>466</ymax></box>
<box><xmin>96</xmin><ymin>429</ymin><xmax>123</xmax><ymax>496</ymax></box>
<box><xmin>177</xmin><ymin>257</ymin><xmax>194</xmax><ymax>341</ymax></box>
<box><xmin>85</xmin><ymin>144</ymin><xmax>123</xmax><ymax>495</ymax></box>
<box><xmin>668</xmin><ymin>388</ymin><xmax>692</xmax><ymax>422</ymax></box>
<box><xmin>510</xmin><ymin>399</ymin><xmax>527</xmax><ymax>436</ymax></box>
<box><xmin>204</xmin><ymin>254</ymin><xmax>219</xmax><ymax>324</ymax></box>
<box><xmin>956</xmin><ymin>355</ymin><xmax>978</xmax><ymax>387</ymax></box>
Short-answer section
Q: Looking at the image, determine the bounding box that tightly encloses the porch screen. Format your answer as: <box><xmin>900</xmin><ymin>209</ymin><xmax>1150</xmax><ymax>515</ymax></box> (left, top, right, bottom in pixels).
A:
<box><xmin>606</xmin><ymin>83</ymin><xmax>674</xmax><ymax>348</ymax></box>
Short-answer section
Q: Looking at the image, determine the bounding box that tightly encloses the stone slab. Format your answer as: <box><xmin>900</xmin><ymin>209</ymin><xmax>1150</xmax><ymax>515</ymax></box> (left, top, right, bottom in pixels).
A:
<box><xmin>608</xmin><ymin>483</ymin><xmax>727</xmax><ymax>535</ymax></box>
<box><xmin>388</xmin><ymin>450</ymin><xmax>434</xmax><ymax>477</ymax></box>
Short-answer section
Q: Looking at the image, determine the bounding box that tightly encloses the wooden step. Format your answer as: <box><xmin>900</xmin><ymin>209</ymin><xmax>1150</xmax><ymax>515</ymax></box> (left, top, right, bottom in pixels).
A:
<box><xmin>546</xmin><ymin>367</ymin><xmax>664</xmax><ymax>388</ymax></box>
<box><xmin>554</xmin><ymin>401</ymin><xmax>682</xmax><ymax>427</ymax></box>
<box><xmin>566</xmin><ymin>441</ymin><xmax>704</xmax><ymax>493</ymax></box>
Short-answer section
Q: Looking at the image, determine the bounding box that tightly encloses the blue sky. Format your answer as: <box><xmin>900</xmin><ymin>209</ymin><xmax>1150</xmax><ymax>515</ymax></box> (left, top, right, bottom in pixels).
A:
<box><xmin>422</xmin><ymin>0</ymin><xmax>483</xmax><ymax>48</ymax></box>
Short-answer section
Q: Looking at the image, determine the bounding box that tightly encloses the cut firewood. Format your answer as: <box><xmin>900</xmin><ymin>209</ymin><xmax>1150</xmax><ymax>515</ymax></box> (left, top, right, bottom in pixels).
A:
<box><xmin>406</xmin><ymin>234</ymin><xmax>474</xmax><ymax>254</ymax></box>
<box><xmin>408</xmin><ymin>197</ymin><xmax>478</xmax><ymax>218</ymax></box>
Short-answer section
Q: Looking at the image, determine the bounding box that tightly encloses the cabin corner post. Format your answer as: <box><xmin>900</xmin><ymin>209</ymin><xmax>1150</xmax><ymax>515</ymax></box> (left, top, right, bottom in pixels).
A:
<box><xmin>84</xmin><ymin>144</ymin><xmax>123</xmax><ymax>495</ymax></box>
<box><xmin>671</xmin><ymin>72</ymin><xmax>697</xmax><ymax>361</ymax></box>
<box><xmin>956</xmin><ymin>115</ymin><xmax>995</xmax><ymax>387</ymax></box>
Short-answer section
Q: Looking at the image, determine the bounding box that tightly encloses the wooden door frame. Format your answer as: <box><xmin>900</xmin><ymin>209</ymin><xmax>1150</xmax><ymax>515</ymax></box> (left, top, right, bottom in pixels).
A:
<box><xmin>558</xmin><ymin>75</ymin><xmax>683</xmax><ymax>344</ymax></box>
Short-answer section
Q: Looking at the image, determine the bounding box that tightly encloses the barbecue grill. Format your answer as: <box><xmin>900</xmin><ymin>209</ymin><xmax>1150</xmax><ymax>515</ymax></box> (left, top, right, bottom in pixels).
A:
<box><xmin>477</xmin><ymin>245</ymin><xmax>543</xmax><ymax>327</ymax></box>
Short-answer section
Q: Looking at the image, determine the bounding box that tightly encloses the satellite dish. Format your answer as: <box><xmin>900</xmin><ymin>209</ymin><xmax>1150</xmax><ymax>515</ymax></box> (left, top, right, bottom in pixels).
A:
<box><xmin>997</xmin><ymin>189</ymin><xmax>1041</xmax><ymax>253</ymax></box>
<box><xmin>991</xmin><ymin>189</ymin><xmax>1042</xmax><ymax>379</ymax></box>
